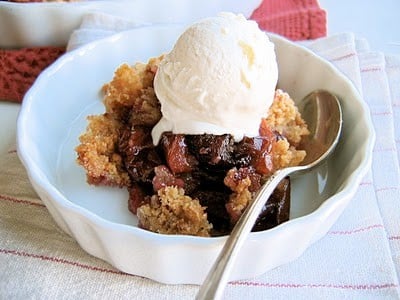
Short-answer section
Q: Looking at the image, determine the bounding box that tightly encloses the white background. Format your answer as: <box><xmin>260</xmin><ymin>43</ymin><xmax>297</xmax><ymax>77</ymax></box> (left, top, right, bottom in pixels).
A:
<box><xmin>319</xmin><ymin>0</ymin><xmax>400</xmax><ymax>55</ymax></box>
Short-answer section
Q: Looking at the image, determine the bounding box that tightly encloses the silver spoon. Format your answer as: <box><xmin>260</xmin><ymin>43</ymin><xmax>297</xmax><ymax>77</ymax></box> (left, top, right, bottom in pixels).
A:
<box><xmin>196</xmin><ymin>90</ymin><xmax>343</xmax><ymax>300</ymax></box>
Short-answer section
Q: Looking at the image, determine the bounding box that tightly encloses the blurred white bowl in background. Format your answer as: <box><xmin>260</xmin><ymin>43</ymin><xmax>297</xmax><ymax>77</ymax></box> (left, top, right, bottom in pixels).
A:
<box><xmin>0</xmin><ymin>0</ymin><xmax>262</xmax><ymax>48</ymax></box>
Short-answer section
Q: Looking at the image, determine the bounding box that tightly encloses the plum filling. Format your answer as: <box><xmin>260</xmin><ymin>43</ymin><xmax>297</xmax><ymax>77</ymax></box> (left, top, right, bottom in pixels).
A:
<box><xmin>120</xmin><ymin>123</ymin><xmax>290</xmax><ymax>236</ymax></box>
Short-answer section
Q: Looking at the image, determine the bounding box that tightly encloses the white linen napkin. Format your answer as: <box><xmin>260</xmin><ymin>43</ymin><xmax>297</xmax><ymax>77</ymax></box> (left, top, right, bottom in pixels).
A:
<box><xmin>0</xmin><ymin>20</ymin><xmax>399</xmax><ymax>300</ymax></box>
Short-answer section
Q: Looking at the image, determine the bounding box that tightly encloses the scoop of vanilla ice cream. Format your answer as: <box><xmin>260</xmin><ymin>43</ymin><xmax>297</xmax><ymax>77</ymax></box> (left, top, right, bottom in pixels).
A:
<box><xmin>152</xmin><ymin>12</ymin><xmax>278</xmax><ymax>144</ymax></box>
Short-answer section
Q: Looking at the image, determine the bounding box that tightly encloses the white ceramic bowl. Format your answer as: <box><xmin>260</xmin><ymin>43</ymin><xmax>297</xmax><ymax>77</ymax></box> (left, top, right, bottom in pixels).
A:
<box><xmin>0</xmin><ymin>0</ymin><xmax>261</xmax><ymax>48</ymax></box>
<box><xmin>17</xmin><ymin>24</ymin><xmax>375</xmax><ymax>284</ymax></box>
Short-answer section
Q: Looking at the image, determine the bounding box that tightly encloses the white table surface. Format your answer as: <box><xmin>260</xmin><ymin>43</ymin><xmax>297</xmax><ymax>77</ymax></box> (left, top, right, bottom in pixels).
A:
<box><xmin>1</xmin><ymin>1</ymin><xmax>399</xmax><ymax>152</ymax></box>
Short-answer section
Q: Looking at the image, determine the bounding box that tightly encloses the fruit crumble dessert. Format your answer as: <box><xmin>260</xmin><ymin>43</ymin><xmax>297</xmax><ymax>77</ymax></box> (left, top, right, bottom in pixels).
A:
<box><xmin>75</xmin><ymin>13</ymin><xmax>309</xmax><ymax>237</ymax></box>
<box><xmin>76</xmin><ymin>59</ymin><xmax>308</xmax><ymax>236</ymax></box>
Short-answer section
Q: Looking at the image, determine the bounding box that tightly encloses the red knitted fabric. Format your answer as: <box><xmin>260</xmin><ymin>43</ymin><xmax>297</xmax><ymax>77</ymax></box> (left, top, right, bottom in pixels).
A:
<box><xmin>0</xmin><ymin>47</ymin><xmax>66</xmax><ymax>102</ymax></box>
<box><xmin>0</xmin><ymin>0</ymin><xmax>326</xmax><ymax>103</ymax></box>
<box><xmin>250</xmin><ymin>0</ymin><xmax>326</xmax><ymax>40</ymax></box>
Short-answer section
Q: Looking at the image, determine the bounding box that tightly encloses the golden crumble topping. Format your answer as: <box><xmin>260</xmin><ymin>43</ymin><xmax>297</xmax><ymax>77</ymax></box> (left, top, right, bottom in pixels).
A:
<box><xmin>76</xmin><ymin>114</ymin><xmax>130</xmax><ymax>187</ymax></box>
<box><xmin>102</xmin><ymin>57</ymin><xmax>163</xmax><ymax>125</ymax></box>
<box><xmin>137</xmin><ymin>186</ymin><xmax>212</xmax><ymax>237</ymax></box>
<box><xmin>265</xmin><ymin>89</ymin><xmax>309</xmax><ymax>146</ymax></box>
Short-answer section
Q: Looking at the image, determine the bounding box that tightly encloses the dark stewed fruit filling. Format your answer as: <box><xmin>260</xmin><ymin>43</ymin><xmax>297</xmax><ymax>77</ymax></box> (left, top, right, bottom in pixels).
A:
<box><xmin>119</xmin><ymin>124</ymin><xmax>290</xmax><ymax>236</ymax></box>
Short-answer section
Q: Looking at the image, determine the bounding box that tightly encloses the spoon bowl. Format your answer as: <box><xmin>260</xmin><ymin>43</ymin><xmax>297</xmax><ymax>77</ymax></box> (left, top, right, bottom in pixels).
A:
<box><xmin>196</xmin><ymin>90</ymin><xmax>343</xmax><ymax>300</ymax></box>
<box><xmin>298</xmin><ymin>90</ymin><xmax>343</xmax><ymax>167</ymax></box>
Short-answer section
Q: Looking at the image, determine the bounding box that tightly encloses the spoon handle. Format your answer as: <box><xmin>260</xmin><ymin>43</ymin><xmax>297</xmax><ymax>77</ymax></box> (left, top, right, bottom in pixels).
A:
<box><xmin>196</xmin><ymin>168</ymin><xmax>291</xmax><ymax>300</ymax></box>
